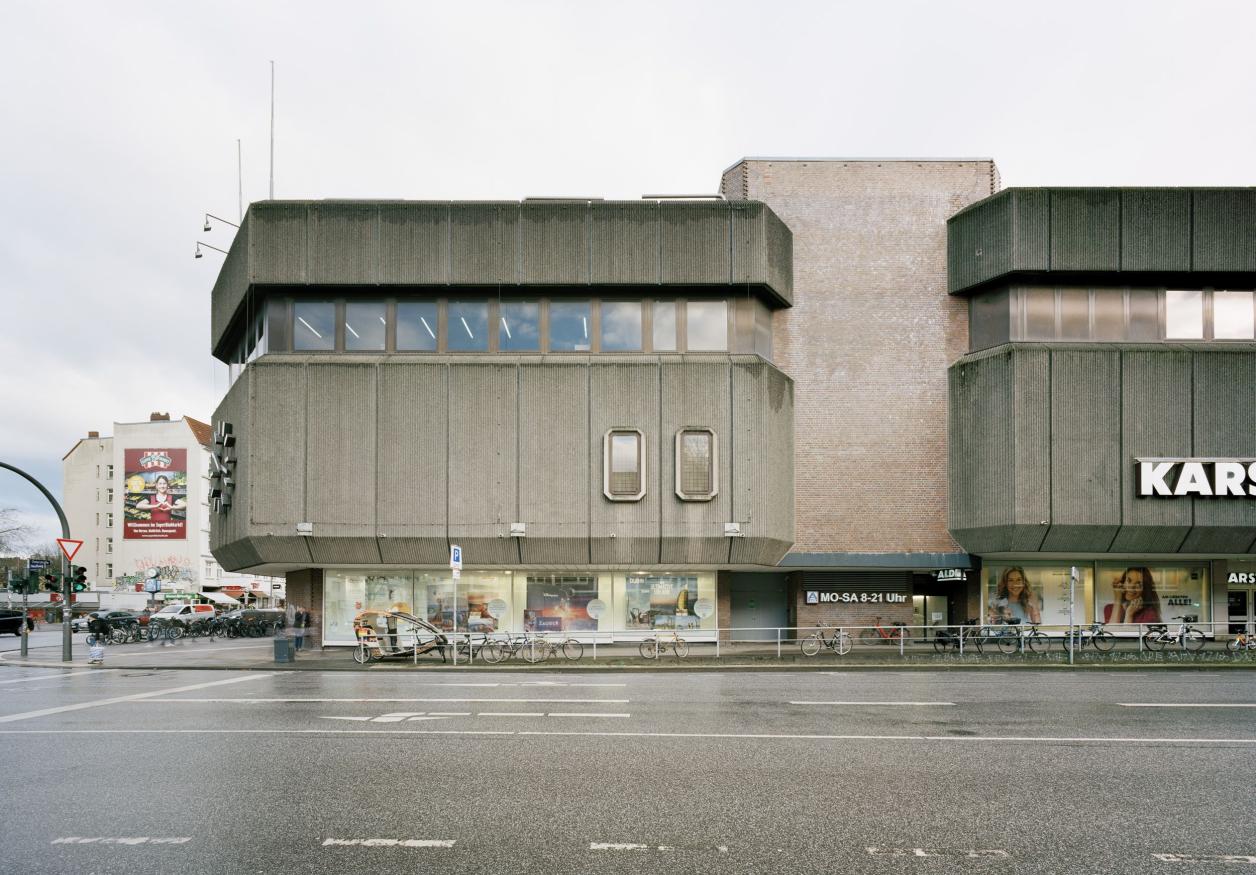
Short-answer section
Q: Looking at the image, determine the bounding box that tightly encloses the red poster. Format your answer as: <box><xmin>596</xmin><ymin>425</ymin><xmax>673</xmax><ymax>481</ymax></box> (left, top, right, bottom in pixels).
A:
<box><xmin>123</xmin><ymin>448</ymin><xmax>188</xmax><ymax>540</ymax></box>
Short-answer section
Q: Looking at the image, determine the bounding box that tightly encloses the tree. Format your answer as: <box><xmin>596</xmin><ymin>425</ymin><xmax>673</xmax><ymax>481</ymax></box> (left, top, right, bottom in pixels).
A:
<box><xmin>0</xmin><ymin>508</ymin><xmax>32</xmax><ymax>555</ymax></box>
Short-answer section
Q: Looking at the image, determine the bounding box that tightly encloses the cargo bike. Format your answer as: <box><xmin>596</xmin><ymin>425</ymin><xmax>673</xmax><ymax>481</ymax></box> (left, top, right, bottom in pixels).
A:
<box><xmin>352</xmin><ymin>610</ymin><xmax>455</xmax><ymax>664</ymax></box>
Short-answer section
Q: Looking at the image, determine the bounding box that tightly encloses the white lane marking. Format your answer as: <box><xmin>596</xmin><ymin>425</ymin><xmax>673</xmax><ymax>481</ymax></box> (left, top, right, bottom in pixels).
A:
<box><xmin>322</xmin><ymin>838</ymin><xmax>454</xmax><ymax>848</ymax></box>
<box><xmin>52</xmin><ymin>837</ymin><xmax>191</xmax><ymax>845</ymax></box>
<box><xmin>790</xmin><ymin>701</ymin><xmax>955</xmax><ymax>706</ymax></box>
<box><xmin>1121</xmin><ymin>703</ymin><xmax>1256</xmax><ymax>708</ymax></box>
<box><xmin>0</xmin><ymin>671</ymin><xmax>100</xmax><ymax>685</ymax></box>
<box><xmin>1153</xmin><ymin>853</ymin><xmax>1256</xmax><ymax>864</ymax></box>
<box><xmin>479</xmin><ymin>712</ymin><xmax>545</xmax><ymax>717</ymax></box>
<box><xmin>373</xmin><ymin>712</ymin><xmax>424</xmax><ymax>723</ymax></box>
<box><xmin>547</xmin><ymin>713</ymin><xmax>630</xmax><ymax>718</ymax></box>
<box><xmin>6</xmin><ymin>729</ymin><xmax>1256</xmax><ymax>744</ymax></box>
<box><xmin>589</xmin><ymin>842</ymin><xmax>728</xmax><ymax>853</ymax></box>
<box><xmin>133</xmin><ymin>697</ymin><xmax>630</xmax><ymax>704</ymax></box>
<box><xmin>427</xmin><ymin>711</ymin><xmax>471</xmax><ymax>716</ymax></box>
<box><xmin>321</xmin><ymin>716</ymin><xmax>373</xmax><ymax>722</ymax></box>
<box><xmin>0</xmin><ymin>673</ymin><xmax>276</xmax><ymax>724</ymax></box>
<box><xmin>422</xmin><ymin>682</ymin><xmax>626</xmax><ymax>688</ymax></box>
<box><xmin>868</xmin><ymin>847</ymin><xmax>1010</xmax><ymax>859</ymax></box>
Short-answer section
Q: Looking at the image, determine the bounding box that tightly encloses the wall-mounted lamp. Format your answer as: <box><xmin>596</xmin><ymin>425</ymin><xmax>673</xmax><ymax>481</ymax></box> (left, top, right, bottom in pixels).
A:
<box><xmin>203</xmin><ymin>212</ymin><xmax>240</xmax><ymax>233</ymax></box>
<box><xmin>194</xmin><ymin>241</ymin><xmax>229</xmax><ymax>259</ymax></box>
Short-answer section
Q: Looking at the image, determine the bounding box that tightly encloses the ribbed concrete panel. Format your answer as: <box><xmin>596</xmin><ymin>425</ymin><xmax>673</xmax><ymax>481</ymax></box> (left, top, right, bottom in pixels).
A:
<box><xmin>729</xmin><ymin>357</ymin><xmax>794</xmax><ymax>565</ymax></box>
<box><xmin>1041</xmin><ymin>348</ymin><xmax>1121</xmax><ymax>551</ymax></box>
<box><xmin>660</xmin><ymin>357</ymin><xmax>732</xmax><ymax>565</ymax></box>
<box><xmin>210</xmin><ymin>370</ymin><xmax>251</xmax><ymax>554</ymax></box>
<box><xmin>1111</xmin><ymin>347</ymin><xmax>1192</xmax><ymax>552</ymax></box>
<box><xmin>250</xmin><ymin>536</ymin><xmax>313</xmax><ymax>565</ymax></box>
<box><xmin>948</xmin><ymin>190</ymin><xmax>1012</xmax><ymax>293</ymax></box>
<box><xmin>1120</xmin><ymin>189</ymin><xmax>1191</xmax><ymax>271</ymax></box>
<box><xmin>730</xmin><ymin>202</ymin><xmax>766</xmax><ymax>286</ymax></box>
<box><xmin>448</xmin><ymin>361</ymin><xmax>519</xmax><ymax>564</ymax></box>
<box><xmin>305</xmin><ymin>363</ymin><xmax>378</xmax><ymax>551</ymax></box>
<box><xmin>762</xmin><ymin>207</ymin><xmax>794</xmax><ymax>307</ymax></box>
<box><xmin>520</xmin><ymin>203</ymin><xmax>589</xmax><ymax>285</ymax></box>
<box><xmin>249</xmin><ymin>203</ymin><xmax>308</xmax><ymax>284</ymax></box>
<box><xmin>307</xmin><ymin>537</ymin><xmax>383</xmax><ymax>565</ymax></box>
<box><xmin>519</xmin><ymin>359</ymin><xmax>589</xmax><ymax>565</ymax></box>
<box><xmin>308</xmin><ymin>204</ymin><xmax>380</xmax><ymax>284</ymax></box>
<box><xmin>1193</xmin><ymin>190</ymin><xmax>1256</xmax><ymax>271</ymax></box>
<box><xmin>450</xmin><ymin>203</ymin><xmax>518</xmax><ymax>285</ymax></box>
<box><xmin>1011</xmin><ymin>189</ymin><xmax>1050</xmax><ymax>272</ymax></box>
<box><xmin>948</xmin><ymin>347</ymin><xmax>1018</xmax><ymax>553</ymax></box>
<box><xmin>590</xmin><ymin>202</ymin><xmax>659</xmax><ymax>284</ymax></box>
<box><xmin>1050</xmin><ymin>189</ymin><xmax>1120</xmax><ymax>271</ymax></box>
<box><xmin>376</xmin><ymin>361</ymin><xmax>448</xmax><ymax>564</ymax></box>
<box><xmin>1011</xmin><ymin>347</ymin><xmax>1051</xmax><ymax>547</ymax></box>
<box><xmin>589</xmin><ymin>359</ymin><xmax>661</xmax><ymax>564</ymax></box>
<box><xmin>379</xmin><ymin>203</ymin><xmax>449</xmax><ymax>284</ymax></box>
<box><xmin>210</xmin><ymin>212</ymin><xmax>251</xmax><ymax>358</ymax></box>
<box><xmin>1181</xmin><ymin>348</ymin><xmax>1256</xmax><ymax>552</ymax></box>
<box><xmin>250</xmin><ymin>362</ymin><xmax>306</xmax><ymax>527</ymax></box>
<box><xmin>662</xmin><ymin>202</ymin><xmax>731</xmax><ymax>284</ymax></box>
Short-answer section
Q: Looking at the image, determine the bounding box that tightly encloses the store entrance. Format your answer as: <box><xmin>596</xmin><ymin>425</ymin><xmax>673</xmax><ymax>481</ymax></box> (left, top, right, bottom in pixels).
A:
<box><xmin>912</xmin><ymin>595</ymin><xmax>949</xmax><ymax>640</ymax></box>
<box><xmin>1229</xmin><ymin>587</ymin><xmax>1254</xmax><ymax>635</ymax></box>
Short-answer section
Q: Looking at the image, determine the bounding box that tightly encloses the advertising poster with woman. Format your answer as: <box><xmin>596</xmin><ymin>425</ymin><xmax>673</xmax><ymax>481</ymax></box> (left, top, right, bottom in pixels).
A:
<box><xmin>123</xmin><ymin>448</ymin><xmax>188</xmax><ymax>539</ymax></box>
<box><xmin>986</xmin><ymin>566</ymin><xmax>1093</xmax><ymax>628</ymax></box>
<box><xmin>1097</xmin><ymin>564</ymin><xmax>1207</xmax><ymax>632</ymax></box>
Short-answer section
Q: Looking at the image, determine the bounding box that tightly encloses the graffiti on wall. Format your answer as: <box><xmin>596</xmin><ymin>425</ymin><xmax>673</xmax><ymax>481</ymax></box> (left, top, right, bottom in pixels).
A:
<box><xmin>114</xmin><ymin>554</ymin><xmax>194</xmax><ymax>590</ymax></box>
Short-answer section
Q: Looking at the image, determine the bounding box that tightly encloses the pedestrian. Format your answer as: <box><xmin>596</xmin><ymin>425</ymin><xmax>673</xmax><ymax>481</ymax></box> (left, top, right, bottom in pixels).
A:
<box><xmin>293</xmin><ymin>607</ymin><xmax>306</xmax><ymax>651</ymax></box>
<box><xmin>87</xmin><ymin>614</ymin><xmax>110</xmax><ymax>665</ymax></box>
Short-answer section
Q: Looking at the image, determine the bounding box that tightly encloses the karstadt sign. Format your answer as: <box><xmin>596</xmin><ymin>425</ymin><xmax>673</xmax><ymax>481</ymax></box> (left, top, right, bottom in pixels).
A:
<box><xmin>1136</xmin><ymin>458</ymin><xmax>1256</xmax><ymax>497</ymax></box>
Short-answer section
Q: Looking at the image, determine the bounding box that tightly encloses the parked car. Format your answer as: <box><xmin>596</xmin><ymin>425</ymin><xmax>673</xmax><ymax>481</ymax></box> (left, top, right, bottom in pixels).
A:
<box><xmin>150</xmin><ymin>603</ymin><xmax>217</xmax><ymax>627</ymax></box>
<box><xmin>71</xmin><ymin>610</ymin><xmax>144</xmax><ymax>633</ymax></box>
<box><xmin>0</xmin><ymin>610</ymin><xmax>35</xmax><ymax>636</ymax></box>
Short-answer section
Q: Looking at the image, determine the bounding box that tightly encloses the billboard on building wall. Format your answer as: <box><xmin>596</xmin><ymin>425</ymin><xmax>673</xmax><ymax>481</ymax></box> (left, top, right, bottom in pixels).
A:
<box><xmin>123</xmin><ymin>448</ymin><xmax>188</xmax><ymax>540</ymax></box>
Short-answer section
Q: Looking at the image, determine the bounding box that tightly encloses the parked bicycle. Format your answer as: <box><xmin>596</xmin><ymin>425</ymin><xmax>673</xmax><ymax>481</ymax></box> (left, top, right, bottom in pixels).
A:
<box><xmin>639</xmin><ymin>631</ymin><xmax>688</xmax><ymax>659</ymax></box>
<box><xmin>1061</xmin><ymin>622</ymin><xmax>1115</xmax><ymax>654</ymax></box>
<box><xmin>483</xmin><ymin>632</ymin><xmax>553</xmax><ymax>665</ymax></box>
<box><xmin>981</xmin><ymin>619</ymin><xmax>1050</xmax><ymax>654</ymax></box>
<box><xmin>1226</xmin><ymin>629</ymin><xmax>1256</xmax><ymax>652</ymax></box>
<box><xmin>1143</xmin><ymin>615</ymin><xmax>1206</xmax><ymax>652</ymax></box>
<box><xmin>932</xmin><ymin>618</ymin><xmax>983</xmax><ymax>654</ymax></box>
<box><xmin>801</xmin><ymin>626</ymin><xmax>852</xmax><ymax>656</ymax></box>
<box><xmin>859</xmin><ymin>617</ymin><xmax>906</xmax><ymax>645</ymax></box>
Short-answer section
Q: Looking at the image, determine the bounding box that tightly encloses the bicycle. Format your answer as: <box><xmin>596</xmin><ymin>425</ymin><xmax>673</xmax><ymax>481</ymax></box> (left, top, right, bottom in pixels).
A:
<box><xmin>1226</xmin><ymin>629</ymin><xmax>1256</xmax><ymax>652</ymax></box>
<box><xmin>639</xmin><ymin>631</ymin><xmax>688</xmax><ymax>659</ymax></box>
<box><xmin>932</xmin><ymin>619</ymin><xmax>983</xmax><ymax>654</ymax></box>
<box><xmin>1061</xmin><ymin>622</ymin><xmax>1115</xmax><ymax>654</ymax></box>
<box><xmin>483</xmin><ymin>632</ymin><xmax>552</xmax><ymax>664</ymax></box>
<box><xmin>859</xmin><ymin>618</ymin><xmax>906</xmax><ymax>645</ymax></box>
<box><xmin>801</xmin><ymin>626</ymin><xmax>852</xmax><ymax>656</ymax></box>
<box><xmin>1143</xmin><ymin>615</ymin><xmax>1206</xmax><ymax>652</ymax></box>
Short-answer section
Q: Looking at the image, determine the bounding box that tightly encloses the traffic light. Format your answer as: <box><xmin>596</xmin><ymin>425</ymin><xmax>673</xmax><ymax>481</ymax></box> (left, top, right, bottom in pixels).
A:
<box><xmin>42</xmin><ymin>574</ymin><xmax>60</xmax><ymax>593</ymax></box>
<box><xmin>72</xmin><ymin>567</ymin><xmax>88</xmax><ymax>592</ymax></box>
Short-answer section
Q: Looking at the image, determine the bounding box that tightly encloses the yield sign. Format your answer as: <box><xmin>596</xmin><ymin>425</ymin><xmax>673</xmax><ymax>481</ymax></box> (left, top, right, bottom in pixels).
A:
<box><xmin>56</xmin><ymin>538</ymin><xmax>84</xmax><ymax>562</ymax></box>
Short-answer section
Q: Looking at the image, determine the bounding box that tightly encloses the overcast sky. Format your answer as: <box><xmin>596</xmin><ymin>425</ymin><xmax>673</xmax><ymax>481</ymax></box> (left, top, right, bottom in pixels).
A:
<box><xmin>2</xmin><ymin>0</ymin><xmax>1254</xmax><ymax>547</ymax></box>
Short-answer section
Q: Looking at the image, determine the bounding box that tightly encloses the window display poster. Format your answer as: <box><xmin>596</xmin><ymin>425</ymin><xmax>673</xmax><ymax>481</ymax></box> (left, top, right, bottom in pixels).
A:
<box><xmin>123</xmin><ymin>448</ymin><xmax>187</xmax><ymax>540</ymax></box>
<box><xmin>1096</xmin><ymin>564</ymin><xmax>1207</xmax><ymax>628</ymax></box>
<box><xmin>424</xmin><ymin>576</ymin><xmax>510</xmax><ymax>633</ymax></box>
<box><xmin>626</xmin><ymin>576</ymin><xmax>699</xmax><ymax>630</ymax></box>
<box><xmin>986</xmin><ymin>565</ymin><xmax>1093</xmax><ymax>628</ymax></box>
<box><xmin>524</xmin><ymin>576</ymin><xmax>598</xmax><ymax>632</ymax></box>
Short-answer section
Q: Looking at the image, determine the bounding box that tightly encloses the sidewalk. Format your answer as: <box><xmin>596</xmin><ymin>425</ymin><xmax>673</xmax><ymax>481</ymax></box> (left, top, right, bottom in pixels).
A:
<box><xmin>3</xmin><ymin>635</ymin><xmax>1255</xmax><ymax>672</ymax></box>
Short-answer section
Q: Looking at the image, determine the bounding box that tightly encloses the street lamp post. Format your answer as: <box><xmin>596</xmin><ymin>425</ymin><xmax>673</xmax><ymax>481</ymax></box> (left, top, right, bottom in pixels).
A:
<box><xmin>1</xmin><ymin>462</ymin><xmax>73</xmax><ymax>662</ymax></box>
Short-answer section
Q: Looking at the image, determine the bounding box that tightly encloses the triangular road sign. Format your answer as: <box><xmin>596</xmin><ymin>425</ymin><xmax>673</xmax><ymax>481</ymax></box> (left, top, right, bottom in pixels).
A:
<box><xmin>56</xmin><ymin>538</ymin><xmax>84</xmax><ymax>562</ymax></box>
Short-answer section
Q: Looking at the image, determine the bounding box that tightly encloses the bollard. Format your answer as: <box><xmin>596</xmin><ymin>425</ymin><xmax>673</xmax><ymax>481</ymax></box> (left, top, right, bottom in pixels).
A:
<box><xmin>776</xmin><ymin>627</ymin><xmax>781</xmax><ymax>660</ymax></box>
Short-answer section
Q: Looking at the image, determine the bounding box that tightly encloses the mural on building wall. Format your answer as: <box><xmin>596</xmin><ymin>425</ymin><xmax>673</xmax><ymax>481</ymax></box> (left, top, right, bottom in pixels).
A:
<box><xmin>123</xmin><ymin>448</ymin><xmax>188</xmax><ymax>539</ymax></box>
<box><xmin>115</xmin><ymin>554</ymin><xmax>194</xmax><ymax>590</ymax></box>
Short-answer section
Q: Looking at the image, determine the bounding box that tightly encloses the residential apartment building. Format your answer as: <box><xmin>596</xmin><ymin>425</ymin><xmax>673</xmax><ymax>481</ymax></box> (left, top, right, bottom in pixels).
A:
<box><xmin>63</xmin><ymin>413</ymin><xmax>280</xmax><ymax>606</ymax></box>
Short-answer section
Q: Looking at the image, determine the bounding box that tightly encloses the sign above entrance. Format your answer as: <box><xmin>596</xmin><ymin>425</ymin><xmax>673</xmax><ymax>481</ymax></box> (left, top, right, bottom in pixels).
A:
<box><xmin>933</xmin><ymin>569</ymin><xmax>967</xmax><ymax>582</ymax></box>
<box><xmin>1136</xmin><ymin>458</ymin><xmax>1256</xmax><ymax>497</ymax></box>
<box><xmin>805</xmin><ymin>591</ymin><xmax>908</xmax><ymax>605</ymax></box>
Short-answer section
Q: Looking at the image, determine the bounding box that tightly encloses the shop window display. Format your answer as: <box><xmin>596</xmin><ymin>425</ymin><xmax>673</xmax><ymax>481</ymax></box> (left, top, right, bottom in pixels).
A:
<box><xmin>524</xmin><ymin>576</ymin><xmax>598</xmax><ymax>632</ymax></box>
<box><xmin>1096</xmin><ymin>564</ymin><xmax>1208</xmax><ymax>632</ymax></box>
<box><xmin>622</xmin><ymin>574</ymin><xmax>716</xmax><ymax>631</ymax></box>
<box><xmin>985</xmin><ymin>565</ymin><xmax>1093</xmax><ymax>628</ymax></box>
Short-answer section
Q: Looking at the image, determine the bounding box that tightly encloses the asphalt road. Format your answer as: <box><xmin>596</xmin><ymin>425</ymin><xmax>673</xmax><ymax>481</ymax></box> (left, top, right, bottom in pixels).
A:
<box><xmin>0</xmin><ymin>667</ymin><xmax>1253</xmax><ymax>874</ymax></box>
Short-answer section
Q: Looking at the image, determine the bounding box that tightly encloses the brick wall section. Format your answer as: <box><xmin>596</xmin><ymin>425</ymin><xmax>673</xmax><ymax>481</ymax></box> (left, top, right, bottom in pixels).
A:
<box><xmin>721</xmin><ymin>159</ymin><xmax>999</xmax><ymax>555</ymax></box>
<box><xmin>796</xmin><ymin>601</ymin><xmax>914</xmax><ymax>636</ymax></box>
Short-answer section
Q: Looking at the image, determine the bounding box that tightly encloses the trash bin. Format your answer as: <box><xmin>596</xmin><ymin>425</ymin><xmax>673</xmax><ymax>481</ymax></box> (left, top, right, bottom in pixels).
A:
<box><xmin>273</xmin><ymin>638</ymin><xmax>295</xmax><ymax>663</ymax></box>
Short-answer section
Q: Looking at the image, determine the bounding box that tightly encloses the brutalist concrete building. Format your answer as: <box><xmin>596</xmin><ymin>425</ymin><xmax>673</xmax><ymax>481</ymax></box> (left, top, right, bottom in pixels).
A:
<box><xmin>207</xmin><ymin>161</ymin><xmax>1256</xmax><ymax>645</ymax></box>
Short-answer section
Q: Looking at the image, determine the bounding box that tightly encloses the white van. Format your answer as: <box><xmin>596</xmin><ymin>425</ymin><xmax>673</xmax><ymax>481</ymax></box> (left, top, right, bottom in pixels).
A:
<box><xmin>152</xmin><ymin>603</ymin><xmax>216</xmax><ymax>626</ymax></box>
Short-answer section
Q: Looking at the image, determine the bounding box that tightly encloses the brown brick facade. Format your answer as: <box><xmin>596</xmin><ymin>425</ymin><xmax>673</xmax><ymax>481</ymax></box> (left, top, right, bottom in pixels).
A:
<box><xmin>722</xmin><ymin>159</ymin><xmax>998</xmax><ymax>556</ymax></box>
